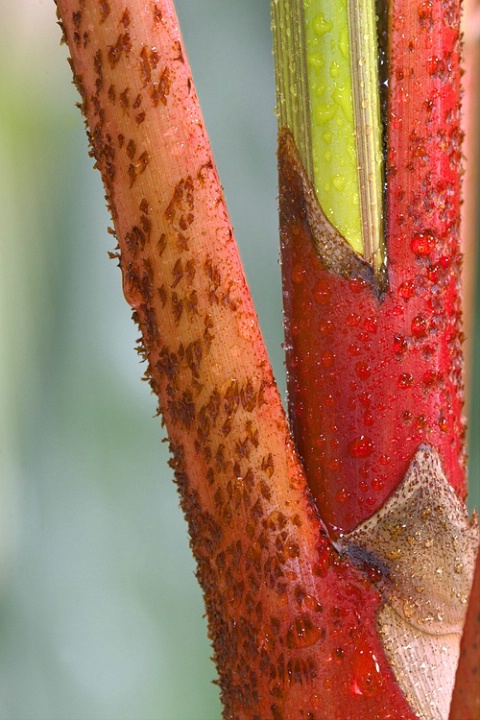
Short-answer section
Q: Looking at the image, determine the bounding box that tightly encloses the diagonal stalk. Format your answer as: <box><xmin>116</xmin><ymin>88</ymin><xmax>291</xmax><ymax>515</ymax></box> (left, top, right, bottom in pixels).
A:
<box><xmin>55</xmin><ymin>1</ymin><xmax>419</xmax><ymax>717</ymax></box>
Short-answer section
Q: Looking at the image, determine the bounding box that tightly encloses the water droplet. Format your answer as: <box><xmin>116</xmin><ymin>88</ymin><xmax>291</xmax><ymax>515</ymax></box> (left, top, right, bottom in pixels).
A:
<box><xmin>346</xmin><ymin>312</ymin><xmax>361</xmax><ymax>327</ymax></box>
<box><xmin>295</xmin><ymin>401</ymin><xmax>304</xmax><ymax>417</ymax></box>
<box><xmin>438</xmin><ymin>415</ymin><xmax>448</xmax><ymax>432</ymax></box>
<box><xmin>411</xmin><ymin>232</ymin><xmax>435</xmax><ymax>256</ymax></box>
<box><xmin>321</xmin><ymin>349</ymin><xmax>335</xmax><ymax>368</ymax></box>
<box><xmin>422</xmin><ymin>369</ymin><xmax>439</xmax><ymax>386</ymax></box>
<box><xmin>336</xmin><ymin>488</ymin><xmax>351</xmax><ymax>504</ymax></box>
<box><xmin>411</xmin><ymin>315</ymin><xmax>428</xmax><ymax>337</ymax></box>
<box><xmin>304</xmin><ymin>594</ymin><xmax>323</xmax><ymax>613</ymax></box>
<box><xmin>371</xmin><ymin>476</ymin><xmax>386</xmax><ymax>491</ymax></box>
<box><xmin>352</xmin><ymin>643</ymin><xmax>383</xmax><ymax>697</ymax></box>
<box><xmin>359</xmin><ymin>392</ymin><xmax>372</xmax><ymax>407</ymax></box>
<box><xmin>366</xmin><ymin>563</ymin><xmax>384</xmax><ymax>583</ymax></box>
<box><xmin>292</xmin><ymin>264</ymin><xmax>305</xmax><ymax>283</ymax></box>
<box><xmin>398</xmin><ymin>372</ymin><xmax>414</xmax><ymax>389</ymax></box>
<box><xmin>315</xmin><ymin>102</ymin><xmax>337</xmax><ymax>125</ymax></box>
<box><xmin>290</xmin><ymin>354</ymin><xmax>299</xmax><ymax>368</ymax></box>
<box><xmin>403</xmin><ymin>598</ymin><xmax>416</xmax><ymax>618</ymax></box>
<box><xmin>349</xmin><ymin>278</ymin><xmax>367</xmax><ymax>294</ymax></box>
<box><xmin>323</xmin><ymin>393</ymin><xmax>336</xmax><ymax>408</ymax></box>
<box><xmin>332</xmin><ymin>174</ymin><xmax>346</xmax><ymax>192</ymax></box>
<box><xmin>364</xmin><ymin>410</ymin><xmax>374</xmax><ymax>426</ymax></box>
<box><xmin>426</xmin><ymin>56</ymin><xmax>441</xmax><ymax>76</ymax></box>
<box><xmin>330</xmin><ymin>60</ymin><xmax>340</xmax><ymax>78</ymax></box>
<box><xmin>313</xmin><ymin>12</ymin><xmax>333</xmax><ymax>35</ymax></box>
<box><xmin>319</xmin><ymin>320</ymin><xmax>335</xmax><ymax>336</ymax></box>
<box><xmin>416</xmin><ymin>414</ymin><xmax>427</xmax><ymax>430</ymax></box>
<box><xmin>348</xmin><ymin>436</ymin><xmax>374</xmax><ymax>458</ymax></box>
<box><xmin>363</xmin><ymin>316</ymin><xmax>378</xmax><ymax>334</ymax></box>
<box><xmin>310</xmin><ymin>693</ymin><xmax>323</xmax><ymax>708</ymax></box>
<box><xmin>398</xmin><ymin>280</ymin><xmax>415</xmax><ymax>299</ymax></box>
<box><xmin>355</xmin><ymin>361</ymin><xmax>371</xmax><ymax>380</ymax></box>
<box><xmin>313</xmin><ymin>278</ymin><xmax>332</xmax><ymax>305</ymax></box>
<box><xmin>359</xmin><ymin>465</ymin><xmax>370</xmax><ymax>479</ymax></box>
<box><xmin>385</xmin><ymin>547</ymin><xmax>403</xmax><ymax>561</ymax></box>
<box><xmin>418</xmin><ymin>1</ymin><xmax>432</xmax><ymax>19</ymax></box>
<box><xmin>338</xmin><ymin>25</ymin><xmax>349</xmax><ymax>59</ymax></box>
<box><xmin>393</xmin><ymin>334</ymin><xmax>408</xmax><ymax>354</ymax></box>
<box><xmin>286</xmin><ymin>614</ymin><xmax>323</xmax><ymax>649</ymax></box>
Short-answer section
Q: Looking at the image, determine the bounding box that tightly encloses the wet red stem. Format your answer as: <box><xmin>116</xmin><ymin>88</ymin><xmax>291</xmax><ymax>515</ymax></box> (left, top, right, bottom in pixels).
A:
<box><xmin>281</xmin><ymin>0</ymin><xmax>466</xmax><ymax>533</ymax></box>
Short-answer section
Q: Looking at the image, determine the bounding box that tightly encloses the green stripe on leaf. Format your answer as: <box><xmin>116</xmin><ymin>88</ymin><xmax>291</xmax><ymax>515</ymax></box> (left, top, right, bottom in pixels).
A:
<box><xmin>272</xmin><ymin>0</ymin><xmax>384</xmax><ymax>273</ymax></box>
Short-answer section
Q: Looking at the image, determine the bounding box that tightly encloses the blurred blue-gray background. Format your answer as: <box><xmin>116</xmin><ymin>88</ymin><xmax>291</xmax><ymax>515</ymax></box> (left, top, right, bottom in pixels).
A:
<box><xmin>0</xmin><ymin>1</ymin><xmax>478</xmax><ymax>719</ymax></box>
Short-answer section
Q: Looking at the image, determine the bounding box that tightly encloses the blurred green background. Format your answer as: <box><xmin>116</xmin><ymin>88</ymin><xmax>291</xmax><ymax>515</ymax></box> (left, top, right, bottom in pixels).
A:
<box><xmin>0</xmin><ymin>1</ymin><xmax>478</xmax><ymax>719</ymax></box>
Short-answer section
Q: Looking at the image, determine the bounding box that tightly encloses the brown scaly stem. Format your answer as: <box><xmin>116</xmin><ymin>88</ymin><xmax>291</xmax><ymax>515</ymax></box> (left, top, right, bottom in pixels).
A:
<box><xmin>55</xmin><ymin>2</ymin><xmax>414</xmax><ymax>718</ymax></box>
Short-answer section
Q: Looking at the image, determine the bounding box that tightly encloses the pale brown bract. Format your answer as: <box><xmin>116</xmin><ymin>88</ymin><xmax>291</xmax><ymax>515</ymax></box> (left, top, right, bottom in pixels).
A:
<box><xmin>337</xmin><ymin>445</ymin><xmax>479</xmax><ymax>719</ymax></box>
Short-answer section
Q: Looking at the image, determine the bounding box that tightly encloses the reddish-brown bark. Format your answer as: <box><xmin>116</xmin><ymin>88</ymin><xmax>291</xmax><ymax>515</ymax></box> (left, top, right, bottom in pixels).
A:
<box><xmin>281</xmin><ymin>0</ymin><xmax>466</xmax><ymax>534</ymax></box>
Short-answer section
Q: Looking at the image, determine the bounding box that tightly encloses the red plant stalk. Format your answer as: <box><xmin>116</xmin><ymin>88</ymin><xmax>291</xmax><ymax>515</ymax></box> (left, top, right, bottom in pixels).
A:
<box><xmin>55</xmin><ymin>1</ymin><xmax>477</xmax><ymax>718</ymax></box>
<box><xmin>461</xmin><ymin>0</ymin><xmax>480</xmax><ymax>401</ymax></box>
<box><xmin>281</xmin><ymin>0</ymin><xmax>466</xmax><ymax>533</ymax></box>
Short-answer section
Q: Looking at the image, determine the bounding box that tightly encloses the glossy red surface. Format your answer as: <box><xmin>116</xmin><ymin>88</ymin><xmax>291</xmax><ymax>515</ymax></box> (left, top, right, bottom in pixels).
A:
<box><xmin>281</xmin><ymin>0</ymin><xmax>465</xmax><ymax>533</ymax></box>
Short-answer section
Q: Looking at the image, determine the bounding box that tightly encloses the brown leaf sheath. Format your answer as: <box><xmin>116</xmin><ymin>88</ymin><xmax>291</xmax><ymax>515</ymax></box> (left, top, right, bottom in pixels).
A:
<box><xmin>55</xmin><ymin>2</ymin><xmax>419</xmax><ymax>718</ymax></box>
